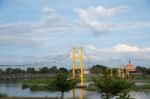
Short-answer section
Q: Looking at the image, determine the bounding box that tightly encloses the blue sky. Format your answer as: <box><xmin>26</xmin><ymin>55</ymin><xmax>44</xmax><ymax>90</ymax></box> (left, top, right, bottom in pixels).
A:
<box><xmin>0</xmin><ymin>0</ymin><xmax>150</xmax><ymax>68</ymax></box>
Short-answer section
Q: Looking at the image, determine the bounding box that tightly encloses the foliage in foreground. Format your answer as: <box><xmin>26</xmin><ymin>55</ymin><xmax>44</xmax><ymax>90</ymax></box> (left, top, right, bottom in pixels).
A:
<box><xmin>48</xmin><ymin>72</ymin><xmax>77</xmax><ymax>98</ymax></box>
<box><xmin>21</xmin><ymin>72</ymin><xmax>77</xmax><ymax>96</ymax></box>
<box><xmin>0</xmin><ymin>93</ymin><xmax>7</xmax><ymax>97</ymax></box>
<box><xmin>93</xmin><ymin>72</ymin><xmax>134</xmax><ymax>99</ymax></box>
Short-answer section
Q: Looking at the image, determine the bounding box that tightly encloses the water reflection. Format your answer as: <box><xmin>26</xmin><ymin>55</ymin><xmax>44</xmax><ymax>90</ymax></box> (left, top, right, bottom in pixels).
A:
<box><xmin>0</xmin><ymin>83</ymin><xmax>150</xmax><ymax>99</ymax></box>
<box><xmin>80</xmin><ymin>89</ymin><xmax>84</xmax><ymax>99</ymax></box>
<box><xmin>130</xmin><ymin>91</ymin><xmax>150</xmax><ymax>99</ymax></box>
<box><xmin>72</xmin><ymin>88</ymin><xmax>84</xmax><ymax>99</ymax></box>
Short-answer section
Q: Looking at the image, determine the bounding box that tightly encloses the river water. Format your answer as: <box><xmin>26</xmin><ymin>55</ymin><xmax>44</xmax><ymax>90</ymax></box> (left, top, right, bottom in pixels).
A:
<box><xmin>0</xmin><ymin>83</ymin><xmax>150</xmax><ymax>99</ymax></box>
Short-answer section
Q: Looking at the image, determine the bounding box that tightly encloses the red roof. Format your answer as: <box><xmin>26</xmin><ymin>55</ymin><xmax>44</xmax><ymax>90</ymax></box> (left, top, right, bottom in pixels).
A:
<box><xmin>125</xmin><ymin>61</ymin><xmax>136</xmax><ymax>71</ymax></box>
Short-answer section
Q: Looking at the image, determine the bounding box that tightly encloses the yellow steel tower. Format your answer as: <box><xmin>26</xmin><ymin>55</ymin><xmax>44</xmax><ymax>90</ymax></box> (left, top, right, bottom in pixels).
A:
<box><xmin>72</xmin><ymin>47</ymin><xmax>84</xmax><ymax>86</ymax></box>
<box><xmin>118</xmin><ymin>65</ymin><xmax>125</xmax><ymax>79</ymax></box>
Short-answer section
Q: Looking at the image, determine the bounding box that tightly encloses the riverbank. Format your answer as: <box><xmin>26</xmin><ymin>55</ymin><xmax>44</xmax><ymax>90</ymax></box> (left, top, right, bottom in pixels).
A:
<box><xmin>132</xmin><ymin>83</ymin><xmax>150</xmax><ymax>91</ymax></box>
<box><xmin>18</xmin><ymin>77</ymin><xmax>91</xmax><ymax>85</ymax></box>
<box><xmin>17</xmin><ymin>78</ymin><xmax>54</xmax><ymax>85</ymax></box>
<box><xmin>1</xmin><ymin>84</ymin><xmax>150</xmax><ymax>99</ymax></box>
<box><xmin>18</xmin><ymin>77</ymin><xmax>150</xmax><ymax>91</ymax></box>
<box><xmin>0</xmin><ymin>97</ymin><xmax>58</xmax><ymax>99</ymax></box>
<box><xmin>85</xmin><ymin>82</ymin><xmax>150</xmax><ymax>92</ymax></box>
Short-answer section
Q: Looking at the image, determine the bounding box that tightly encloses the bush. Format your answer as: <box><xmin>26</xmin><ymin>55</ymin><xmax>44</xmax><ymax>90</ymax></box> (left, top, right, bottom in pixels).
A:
<box><xmin>0</xmin><ymin>93</ymin><xmax>7</xmax><ymax>97</ymax></box>
<box><xmin>93</xmin><ymin>72</ymin><xmax>134</xmax><ymax>99</ymax></box>
<box><xmin>22</xmin><ymin>84</ymin><xmax>30</xmax><ymax>89</ymax></box>
<box><xmin>48</xmin><ymin>72</ymin><xmax>77</xmax><ymax>98</ymax></box>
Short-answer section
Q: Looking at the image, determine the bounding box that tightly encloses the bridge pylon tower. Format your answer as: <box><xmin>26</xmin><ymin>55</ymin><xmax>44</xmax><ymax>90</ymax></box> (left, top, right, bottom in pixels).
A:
<box><xmin>72</xmin><ymin>47</ymin><xmax>84</xmax><ymax>86</ymax></box>
<box><xmin>118</xmin><ymin>65</ymin><xmax>125</xmax><ymax>79</ymax></box>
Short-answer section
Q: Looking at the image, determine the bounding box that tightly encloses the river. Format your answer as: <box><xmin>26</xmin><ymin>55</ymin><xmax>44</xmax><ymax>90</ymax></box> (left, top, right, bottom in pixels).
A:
<box><xmin>0</xmin><ymin>83</ymin><xmax>150</xmax><ymax>99</ymax></box>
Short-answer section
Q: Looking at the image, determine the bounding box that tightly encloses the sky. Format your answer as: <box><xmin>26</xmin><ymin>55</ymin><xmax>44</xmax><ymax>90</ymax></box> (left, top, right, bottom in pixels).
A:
<box><xmin>0</xmin><ymin>0</ymin><xmax>150</xmax><ymax>68</ymax></box>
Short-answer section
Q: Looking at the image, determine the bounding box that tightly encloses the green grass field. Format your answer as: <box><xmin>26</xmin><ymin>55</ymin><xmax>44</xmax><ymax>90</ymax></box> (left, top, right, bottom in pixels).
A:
<box><xmin>18</xmin><ymin>78</ymin><xmax>54</xmax><ymax>84</ymax></box>
<box><xmin>18</xmin><ymin>77</ymin><xmax>92</xmax><ymax>85</ymax></box>
<box><xmin>0</xmin><ymin>97</ymin><xmax>78</xmax><ymax>99</ymax></box>
<box><xmin>0</xmin><ymin>97</ymin><xmax>58</xmax><ymax>99</ymax></box>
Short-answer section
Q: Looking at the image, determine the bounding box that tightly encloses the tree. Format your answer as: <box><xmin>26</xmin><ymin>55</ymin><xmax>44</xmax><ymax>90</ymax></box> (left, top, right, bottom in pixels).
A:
<box><xmin>58</xmin><ymin>67</ymin><xmax>68</xmax><ymax>73</ymax></box>
<box><xmin>49</xmin><ymin>66</ymin><xmax>57</xmax><ymax>73</ymax></box>
<box><xmin>136</xmin><ymin>66</ymin><xmax>147</xmax><ymax>74</ymax></box>
<box><xmin>93</xmin><ymin>72</ymin><xmax>134</xmax><ymax>99</ymax></box>
<box><xmin>0</xmin><ymin>69</ymin><xmax>3</xmax><ymax>74</ymax></box>
<box><xmin>90</xmin><ymin>64</ymin><xmax>107</xmax><ymax>74</ymax></box>
<box><xmin>136</xmin><ymin>66</ymin><xmax>150</xmax><ymax>75</ymax></box>
<box><xmin>11</xmin><ymin>68</ymin><xmax>24</xmax><ymax>73</ymax></box>
<box><xmin>5</xmin><ymin>68</ymin><xmax>12</xmax><ymax>74</ymax></box>
<box><xmin>39</xmin><ymin>67</ymin><xmax>49</xmax><ymax>73</ymax></box>
<box><xmin>49</xmin><ymin>72</ymin><xmax>76</xmax><ymax>98</ymax></box>
<box><xmin>147</xmin><ymin>68</ymin><xmax>150</xmax><ymax>75</ymax></box>
<box><xmin>27</xmin><ymin>67</ymin><xmax>36</xmax><ymax>73</ymax></box>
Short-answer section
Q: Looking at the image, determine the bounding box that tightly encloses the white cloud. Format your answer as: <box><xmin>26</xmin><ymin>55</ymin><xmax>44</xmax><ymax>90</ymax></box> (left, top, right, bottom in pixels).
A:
<box><xmin>42</xmin><ymin>6</ymin><xmax>55</xmax><ymax>13</ymax></box>
<box><xmin>76</xmin><ymin>5</ymin><xmax>150</xmax><ymax>35</ymax></box>
<box><xmin>0</xmin><ymin>6</ymin><xmax>150</xmax><ymax>48</ymax></box>
<box><xmin>0</xmin><ymin>7</ymin><xmax>83</xmax><ymax>47</ymax></box>
<box><xmin>113</xmin><ymin>44</ymin><xmax>140</xmax><ymax>52</ymax></box>
<box><xmin>76</xmin><ymin>6</ymin><xmax>128</xmax><ymax>34</ymax></box>
<box><xmin>84</xmin><ymin>44</ymin><xmax>150</xmax><ymax>66</ymax></box>
<box><xmin>77</xmin><ymin>6</ymin><xmax>128</xmax><ymax>17</ymax></box>
<box><xmin>112</xmin><ymin>21</ymin><xmax>150</xmax><ymax>30</ymax></box>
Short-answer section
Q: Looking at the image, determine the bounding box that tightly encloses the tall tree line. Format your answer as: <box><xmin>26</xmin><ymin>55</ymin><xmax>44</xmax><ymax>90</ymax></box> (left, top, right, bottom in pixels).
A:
<box><xmin>0</xmin><ymin>66</ymin><xmax>68</xmax><ymax>74</ymax></box>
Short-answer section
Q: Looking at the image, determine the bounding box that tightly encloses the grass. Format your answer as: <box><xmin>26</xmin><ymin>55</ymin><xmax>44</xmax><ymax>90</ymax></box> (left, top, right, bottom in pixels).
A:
<box><xmin>18</xmin><ymin>78</ymin><xmax>54</xmax><ymax>84</ymax></box>
<box><xmin>18</xmin><ymin>77</ymin><xmax>93</xmax><ymax>85</ymax></box>
<box><xmin>0</xmin><ymin>97</ymin><xmax>80</xmax><ymax>99</ymax></box>
<box><xmin>29</xmin><ymin>85</ymin><xmax>50</xmax><ymax>91</ymax></box>
<box><xmin>0</xmin><ymin>97</ymin><xmax>58</xmax><ymax>99</ymax></box>
<box><xmin>85</xmin><ymin>82</ymin><xmax>150</xmax><ymax>92</ymax></box>
<box><xmin>18</xmin><ymin>77</ymin><xmax>150</xmax><ymax>92</ymax></box>
<box><xmin>131</xmin><ymin>83</ymin><xmax>150</xmax><ymax>91</ymax></box>
<box><xmin>21</xmin><ymin>83</ymin><xmax>52</xmax><ymax>92</ymax></box>
<box><xmin>18</xmin><ymin>78</ymin><xmax>55</xmax><ymax>92</ymax></box>
<box><xmin>22</xmin><ymin>84</ymin><xmax>30</xmax><ymax>89</ymax></box>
